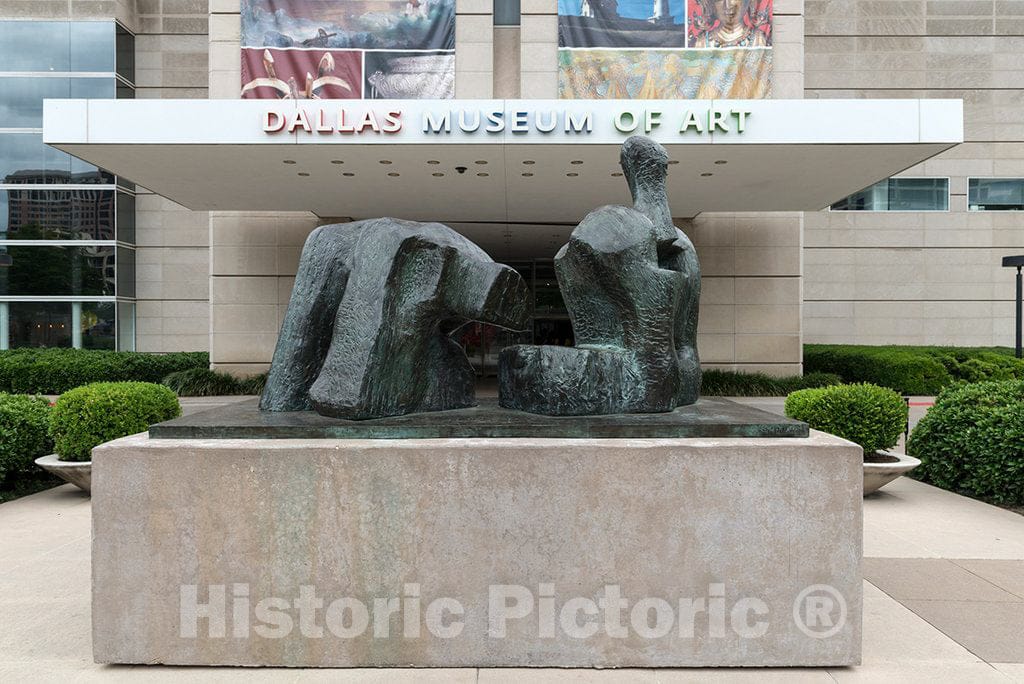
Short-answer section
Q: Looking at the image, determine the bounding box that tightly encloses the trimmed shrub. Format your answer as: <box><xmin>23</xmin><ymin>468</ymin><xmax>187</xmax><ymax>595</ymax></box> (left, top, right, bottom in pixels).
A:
<box><xmin>0</xmin><ymin>349</ymin><xmax>208</xmax><ymax>395</ymax></box>
<box><xmin>908</xmin><ymin>380</ymin><xmax>1024</xmax><ymax>506</ymax></box>
<box><xmin>700</xmin><ymin>370</ymin><xmax>841</xmax><ymax>397</ymax></box>
<box><xmin>49</xmin><ymin>382</ymin><xmax>181</xmax><ymax>462</ymax></box>
<box><xmin>0</xmin><ymin>394</ymin><xmax>53</xmax><ymax>476</ymax></box>
<box><xmin>784</xmin><ymin>383</ymin><xmax>908</xmax><ymax>455</ymax></box>
<box><xmin>162</xmin><ymin>368</ymin><xmax>268</xmax><ymax>397</ymax></box>
<box><xmin>804</xmin><ymin>344</ymin><xmax>1024</xmax><ymax>395</ymax></box>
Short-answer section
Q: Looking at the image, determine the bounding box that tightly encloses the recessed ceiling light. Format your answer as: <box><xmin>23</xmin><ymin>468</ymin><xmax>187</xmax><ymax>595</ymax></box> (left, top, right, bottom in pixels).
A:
<box><xmin>611</xmin><ymin>172</ymin><xmax>623</xmax><ymax>177</ymax></box>
<box><xmin>297</xmin><ymin>172</ymin><xmax>310</xmax><ymax>177</ymax></box>
<box><xmin>522</xmin><ymin>172</ymin><xmax>534</xmax><ymax>177</ymax></box>
<box><xmin>700</xmin><ymin>172</ymin><xmax>713</xmax><ymax>177</ymax></box>
<box><xmin>432</xmin><ymin>172</ymin><xmax>444</xmax><ymax>177</ymax></box>
<box><xmin>523</xmin><ymin>160</ymin><xmax>535</xmax><ymax>165</ymax></box>
<box><xmin>427</xmin><ymin>160</ymin><xmax>440</xmax><ymax>165</ymax></box>
<box><xmin>379</xmin><ymin>160</ymin><xmax>392</xmax><ymax>165</ymax></box>
<box><xmin>668</xmin><ymin>160</ymin><xmax>680</xmax><ymax>165</ymax></box>
<box><xmin>477</xmin><ymin>172</ymin><xmax>489</xmax><ymax>177</ymax></box>
<box><xmin>566</xmin><ymin>172</ymin><xmax>578</xmax><ymax>177</ymax></box>
<box><xmin>283</xmin><ymin>160</ymin><xmax>296</xmax><ymax>165</ymax></box>
<box><xmin>330</xmin><ymin>160</ymin><xmax>344</xmax><ymax>165</ymax></box>
<box><xmin>570</xmin><ymin>160</ymin><xmax>584</xmax><ymax>165</ymax></box>
<box><xmin>714</xmin><ymin>160</ymin><xmax>727</xmax><ymax>165</ymax></box>
<box><xmin>343</xmin><ymin>172</ymin><xmax>355</xmax><ymax>177</ymax></box>
<box><xmin>475</xmin><ymin>160</ymin><xmax>488</xmax><ymax>165</ymax></box>
<box><xmin>387</xmin><ymin>172</ymin><xmax>400</xmax><ymax>177</ymax></box>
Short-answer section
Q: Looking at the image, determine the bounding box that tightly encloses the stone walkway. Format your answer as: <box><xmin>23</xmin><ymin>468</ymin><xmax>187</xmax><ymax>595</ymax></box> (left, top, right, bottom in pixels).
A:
<box><xmin>3</xmin><ymin>396</ymin><xmax>1022</xmax><ymax>681</ymax></box>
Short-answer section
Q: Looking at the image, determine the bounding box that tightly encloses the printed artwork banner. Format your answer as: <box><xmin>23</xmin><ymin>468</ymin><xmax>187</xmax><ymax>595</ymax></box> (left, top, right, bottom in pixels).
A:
<box><xmin>240</xmin><ymin>0</ymin><xmax>455</xmax><ymax>100</ymax></box>
<box><xmin>558</xmin><ymin>0</ymin><xmax>772</xmax><ymax>99</ymax></box>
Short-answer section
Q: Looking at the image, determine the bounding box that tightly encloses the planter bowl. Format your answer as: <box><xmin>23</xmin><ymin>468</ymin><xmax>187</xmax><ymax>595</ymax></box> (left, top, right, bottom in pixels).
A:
<box><xmin>35</xmin><ymin>454</ymin><xmax>91</xmax><ymax>494</ymax></box>
<box><xmin>863</xmin><ymin>449</ymin><xmax>920</xmax><ymax>495</ymax></box>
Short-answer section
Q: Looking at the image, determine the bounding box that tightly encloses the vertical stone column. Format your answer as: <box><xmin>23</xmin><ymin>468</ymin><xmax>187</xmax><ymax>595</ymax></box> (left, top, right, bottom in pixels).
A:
<box><xmin>519</xmin><ymin>0</ymin><xmax>557</xmax><ymax>98</ymax></box>
<box><xmin>134</xmin><ymin>0</ymin><xmax>212</xmax><ymax>353</ymax></box>
<box><xmin>206</xmin><ymin>0</ymin><xmax>319</xmax><ymax>374</ymax></box>
<box><xmin>455</xmin><ymin>0</ymin><xmax>494</xmax><ymax>98</ymax></box>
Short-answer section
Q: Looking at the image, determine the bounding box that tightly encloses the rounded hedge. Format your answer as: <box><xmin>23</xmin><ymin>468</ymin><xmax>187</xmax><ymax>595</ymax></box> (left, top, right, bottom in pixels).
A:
<box><xmin>784</xmin><ymin>383</ymin><xmax>908</xmax><ymax>455</ymax></box>
<box><xmin>908</xmin><ymin>380</ymin><xmax>1024</xmax><ymax>506</ymax></box>
<box><xmin>49</xmin><ymin>382</ymin><xmax>181</xmax><ymax>462</ymax></box>
<box><xmin>0</xmin><ymin>394</ymin><xmax>53</xmax><ymax>476</ymax></box>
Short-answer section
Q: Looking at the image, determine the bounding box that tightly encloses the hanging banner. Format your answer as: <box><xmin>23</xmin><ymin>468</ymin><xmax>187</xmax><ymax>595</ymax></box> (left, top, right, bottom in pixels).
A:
<box><xmin>240</xmin><ymin>0</ymin><xmax>456</xmax><ymax>100</ymax></box>
<box><xmin>558</xmin><ymin>0</ymin><xmax>772</xmax><ymax>99</ymax></box>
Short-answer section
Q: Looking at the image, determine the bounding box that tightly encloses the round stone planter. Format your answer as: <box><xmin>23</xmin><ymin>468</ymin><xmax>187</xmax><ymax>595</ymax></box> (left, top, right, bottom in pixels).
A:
<box><xmin>35</xmin><ymin>454</ymin><xmax>91</xmax><ymax>494</ymax></box>
<box><xmin>863</xmin><ymin>449</ymin><xmax>920</xmax><ymax>495</ymax></box>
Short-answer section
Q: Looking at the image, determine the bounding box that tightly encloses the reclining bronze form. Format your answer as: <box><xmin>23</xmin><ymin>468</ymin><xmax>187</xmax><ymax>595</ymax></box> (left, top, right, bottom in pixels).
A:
<box><xmin>260</xmin><ymin>218</ymin><xmax>530</xmax><ymax>419</ymax></box>
<box><xmin>498</xmin><ymin>136</ymin><xmax>701</xmax><ymax>415</ymax></box>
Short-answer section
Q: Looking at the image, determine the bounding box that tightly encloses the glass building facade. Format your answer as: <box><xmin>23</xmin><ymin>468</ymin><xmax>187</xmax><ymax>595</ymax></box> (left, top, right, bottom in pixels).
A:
<box><xmin>0</xmin><ymin>20</ymin><xmax>136</xmax><ymax>350</ymax></box>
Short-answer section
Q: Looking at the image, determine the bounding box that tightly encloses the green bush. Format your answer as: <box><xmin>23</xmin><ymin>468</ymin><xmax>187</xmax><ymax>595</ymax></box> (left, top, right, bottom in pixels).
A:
<box><xmin>162</xmin><ymin>368</ymin><xmax>267</xmax><ymax>397</ymax></box>
<box><xmin>908</xmin><ymin>380</ymin><xmax>1024</xmax><ymax>506</ymax></box>
<box><xmin>0</xmin><ymin>349</ymin><xmax>208</xmax><ymax>395</ymax></box>
<box><xmin>804</xmin><ymin>344</ymin><xmax>1024</xmax><ymax>395</ymax></box>
<box><xmin>701</xmin><ymin>370</ymin><xmax>842</xmax><ymax>397</ymax></box>
<box><xmin>784</xmin><ymin>383</ymin><xmax>908</xmax><ymax>455</ymax></box>
<box><xmin>0</xmin><ymin>394</ymin><xmax>53</xmax><ymax>476</ymax></box>
<box><xmin>49</xmin><ymin>382</ymin><xmax>181</xmax><ymax>462</ymax></box>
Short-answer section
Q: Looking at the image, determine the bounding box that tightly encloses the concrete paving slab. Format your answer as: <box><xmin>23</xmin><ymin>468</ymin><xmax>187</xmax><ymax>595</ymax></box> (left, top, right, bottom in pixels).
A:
<box><xmin>863</xmin><ymin>478</ymin><xmax>1024</xmax><ymax>560</ymax></box>
<box><xmin>992</xmin><ymin>662</ymin><xmax>1024</xmax><ymax>682</ymax></box>
<box><xmin>653</xmin><ymin>668</ymin><xmax>833</xmax><ymax>682</ymax></box>
<box><xmin>954</xmin><ymin>560</ymin><xmax>1024</xmax><ymax>600</ymax></box>
<box><xmin>480</xmin><ymin>670</ymin><xmax>656</xmax><ymax>683</ymax></box>
<box><xmin>828</xmin><ymin>661</ymin><xmax>1011</xmax><ymax>682</ymax></box>
<box><xmin>863</xmin><ymin>558</ymin><xmax>1023</xmax><ymax>602</ymax></box>
<box><xmin>900</xmin><ymin>600</ymin><xmax>1024</xmax><ymax>664</ymax></box>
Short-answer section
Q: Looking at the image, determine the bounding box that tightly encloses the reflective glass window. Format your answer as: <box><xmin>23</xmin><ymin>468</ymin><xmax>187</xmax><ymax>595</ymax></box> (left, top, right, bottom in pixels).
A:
<box><xmin>70</xmin><ymin>21</ymin><xmax>115</xmax><ymax>72</ymax></box>
<box><xmin>0</xmin><ymin>133</ymin><xmax>113</xmax><ymax>184</ymax></box>
<box><xmin>116</xmin><ymin>24</ymin><xmax>135</xmax><ymax>83</ymax></box>
<box><xmin>8</xmin><ymin>301</ymin><xmax>72</xmax><ymax>348</ymax></box>
<box><xmin>81</xmin><ymin>301</ymin><xmax>115</xmax><ymax>349</ymax></box>
<box><xmin>0</xmin><ymin>188</ymin><xmax>115</xmax><ymax>240</ymax></box>
<box><xmin>494</xmin><ymin>0</ymin><xmax>521</xmax><ymax>25</ymax></box>
<box><xmin>0</xmin><ymin>21</ymin><xmax>71</xmax><ymax>72</ymax></box>
<box><xmin>115</xmin><ymin>191</ymin><xmax>135</xmax><ymax>243</ymax></box>
<box><xmin>117</xmin><ymin>301</ymin><xmax>135</xmax><ymax>351</ymax></box>
<box><xmin>831</xmin><ymin>178</ymin><xmax>949</xmax><ymax>211</ymax></box>
<box><xmin>116</xmin><ymin>247</ymin><xmax>134</xmax><ymax>298</ymax></box>
<box><xmin>0</xmin><ymin>77</ymin><xmax>113</xmax><ymax>128</ymax></box>
<box><xmin>968</xmin><ymin>178</ymin><xmax>1024</xmax><ymax>211</ymax></box>
<box><xmin>0</xmin><ymin>244</ymin><xmax>115</xmax><ymax>296</ymax></box>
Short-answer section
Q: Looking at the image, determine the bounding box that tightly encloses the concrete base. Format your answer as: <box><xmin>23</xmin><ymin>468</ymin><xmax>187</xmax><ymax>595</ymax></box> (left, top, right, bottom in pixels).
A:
<box><xmin>92</xmin><ymin>433</ymin><xmax>863</xmax><ymax>667</ymax></box>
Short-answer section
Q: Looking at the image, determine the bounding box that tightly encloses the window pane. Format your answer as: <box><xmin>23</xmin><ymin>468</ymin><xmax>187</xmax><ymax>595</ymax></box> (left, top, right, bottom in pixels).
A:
<box><xmin>116</xmin><ymin>24</ymin><xmax>135</xmax><ymax>83</ymax></box>
<box><xmin>495</xmin><ymin>0</ymin><xmax>522</xmax><ymax>25</ymax></box>
<box><xmin>116</xmin><ymin>246</ymin><xmax>134</xmax><ymax>297</ymax></box>
<box><xmin>0</xmin><ymin>244</ymin><xmax>115</xmax><ymax>296</ymax></box>
<box><xmin>831</xmin><ymin>178</ymin><xmax>948</xmax><ymax>211</ymax></box>
<box><xmin>8</xmin><ymin>301</ymin><xmax>72</xmax><ymax>348</ymax></box>
<box><xmin>0</xmin><ymin>188</ymin><xmax>115</xmax><ymax>240</ymax></box>
<box><xmin>969</xmin><ymin>178</ymin><xmax>1024</xmax><ymax>211</ymax></box>
<box><xmin>0</xmin><ymin>132</ymin><xmax>113</xmax><ymax>184</ymax></box>
<box><xmin>115</xmin><ymin>191</ymin><xmax>135</xmax><ymax>243</ymax></box>
<box><xmin>0</xmin><ymin>21</ymin><xmax>71</xmax><ymax>72</ymax></box>
<box><xmin>71</xmin><ymin>77</ymin><xmax>116</xmax><ymax>98</ymax></box>
<box><xmin>81</xmin><ymin>301</ymin><xmax>115</xmax><ymax>349</ymax></box>
<box><xmin>887</xmin><ymin>178</ymin><xmax>948</xmax><ymax>211</ymax></box>
<box><xmin>71</xmin><ymin>21</ymin><xmax>115</xmax><ymax>72</ymax></box>
<box><xmin>117</xmin><ymin>301</ymin><xmax>135</xmax><ymax>351</ymax></box>
<box><xmin>0</xmin><ymin>77</ymin><xmax>70</xmax><ymax>127</ymax></box>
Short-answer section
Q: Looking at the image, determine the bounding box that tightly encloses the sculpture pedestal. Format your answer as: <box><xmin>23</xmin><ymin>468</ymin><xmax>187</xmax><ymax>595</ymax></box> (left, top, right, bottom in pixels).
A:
<box><xmin>92</xmin><ymin>432</ymin><xmax>862</xmax><ymax>667</ymax></box>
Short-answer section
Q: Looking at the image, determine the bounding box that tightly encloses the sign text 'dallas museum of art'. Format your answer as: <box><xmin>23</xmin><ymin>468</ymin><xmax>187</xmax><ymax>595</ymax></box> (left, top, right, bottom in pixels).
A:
<box><xmin>261</xmin><ymin>104</ymin><xmax>755</xmax><ymax>138</ymax></box>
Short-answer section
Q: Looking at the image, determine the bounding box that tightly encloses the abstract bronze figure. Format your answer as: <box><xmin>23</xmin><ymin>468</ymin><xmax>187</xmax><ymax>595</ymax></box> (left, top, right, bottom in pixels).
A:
<box><xmin>261</xmin><ymin>219</ymin><xmax>530</xmax><ymax>419</ymax></box>
<box><xmin>499</xmin><ymin>135</ymin><xmax>701</xmax><ymax>415</ymax></box>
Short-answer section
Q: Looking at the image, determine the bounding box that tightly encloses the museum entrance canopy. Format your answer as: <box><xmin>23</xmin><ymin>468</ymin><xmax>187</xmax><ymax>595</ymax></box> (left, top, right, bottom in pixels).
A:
<box><xmin>42</xmin><ymin>98</ymin><xmax>962</xmax><ymax>222</ymax></box>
